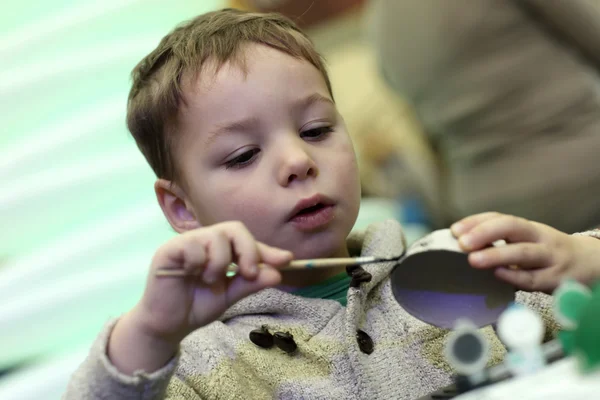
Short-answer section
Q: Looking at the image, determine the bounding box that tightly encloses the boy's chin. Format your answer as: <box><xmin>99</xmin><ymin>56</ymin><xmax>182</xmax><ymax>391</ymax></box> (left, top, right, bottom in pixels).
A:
<box><xmin>273</xmin><ymin>221</ymin><xmax>353</xmax><ymax>259</ymax></box>
<box><xmin>289</xmin><ymin>238</ymin><xmax>348</xmax><ymax>260</ymax></box>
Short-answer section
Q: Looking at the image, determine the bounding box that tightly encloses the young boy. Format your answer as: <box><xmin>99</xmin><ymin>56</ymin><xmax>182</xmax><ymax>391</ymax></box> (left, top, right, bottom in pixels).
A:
<box><xmin>63</xmin><ymin>8</ymin><xmax>600</xmax><ymax>400</ymax></box>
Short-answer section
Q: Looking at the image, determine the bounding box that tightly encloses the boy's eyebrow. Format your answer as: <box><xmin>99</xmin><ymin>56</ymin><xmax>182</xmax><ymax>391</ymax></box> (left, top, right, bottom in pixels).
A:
<box><xmin>204</xmin><ymin>117</ymin><xmax>260</xmax><ymax>147</ymax></box>
<box><xmin>203</xmin><ymin>94</ymin><xmax>333</xmax><ymax>147</ymax></box>
<box><xmin>294</xmin><ymin>93</ymin><xmax>334</xmax><ymax>112</ymax></box>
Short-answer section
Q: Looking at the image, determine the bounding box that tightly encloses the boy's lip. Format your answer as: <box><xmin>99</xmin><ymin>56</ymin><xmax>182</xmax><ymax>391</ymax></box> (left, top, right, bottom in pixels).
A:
<box><xmin>287</xmin><ymin>194</ymin><xmax>335</xmax><ymax>220</ymax></box>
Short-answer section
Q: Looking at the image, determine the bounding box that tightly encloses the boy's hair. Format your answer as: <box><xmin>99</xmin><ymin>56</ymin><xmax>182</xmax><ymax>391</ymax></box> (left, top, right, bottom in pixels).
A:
<box><xmin>127</xmin><ymin>8</ymin><xmax>333</xmax><ymax>186</ymax></box>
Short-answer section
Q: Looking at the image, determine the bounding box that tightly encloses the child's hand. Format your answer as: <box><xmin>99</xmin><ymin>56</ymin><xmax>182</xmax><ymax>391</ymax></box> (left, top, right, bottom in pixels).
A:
<box><xmin>108</xmin><ymin>221</ymin><xmax>292</xmax><ymax>374</ymax></box>
<box><xmin>139</xmin><ymin>221</ymin><xmax>293</xmax><ymax>342</ymax></box>
<box><xmin>451</xmin><ymin>212</ymin><xmax>600</xmax><ymax>293</ymax></box>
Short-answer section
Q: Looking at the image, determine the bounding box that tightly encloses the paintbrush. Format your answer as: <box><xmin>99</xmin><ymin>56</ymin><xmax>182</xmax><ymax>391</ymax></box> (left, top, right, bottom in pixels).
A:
<box><xmin>155</xmin><ymin>253</ymin><xmax>405</xmax><ymax>277</ymax></box>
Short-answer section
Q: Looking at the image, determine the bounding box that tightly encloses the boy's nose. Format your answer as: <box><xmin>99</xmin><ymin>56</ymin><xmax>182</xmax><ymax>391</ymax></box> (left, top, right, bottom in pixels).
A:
<box><xmin>277</xmin><ymin>144</ymin><xmax>318</xmax><ymax>187</ymax></box>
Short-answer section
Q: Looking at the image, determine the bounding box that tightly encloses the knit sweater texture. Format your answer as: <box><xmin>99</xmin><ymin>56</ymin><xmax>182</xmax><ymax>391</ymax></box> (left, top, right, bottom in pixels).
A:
<box><xmin>63</xmin><ymin>220</ymin><xmax>565</xmax><ymax>399</ymax></box>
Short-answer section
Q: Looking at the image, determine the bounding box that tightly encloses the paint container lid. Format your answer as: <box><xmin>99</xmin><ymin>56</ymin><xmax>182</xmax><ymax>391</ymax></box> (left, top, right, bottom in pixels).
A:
<box><xmin>573</xmin><ymin>281</ymin><xmax>600</xmax><ymax>372</ymax></box>
<box><xmin>444</xmin><ymin>319</ymin><xmax>490</xmax><ymax>376</ymax></box>
<box><xmin>552</xmin><ymin>279</ymin><xmax>592</xmax><ymax>330</ymax></box>
<box><xmin>497</xmin><ymin>303</ymin><xmax>544</xmax><ymax>350</ymax></box>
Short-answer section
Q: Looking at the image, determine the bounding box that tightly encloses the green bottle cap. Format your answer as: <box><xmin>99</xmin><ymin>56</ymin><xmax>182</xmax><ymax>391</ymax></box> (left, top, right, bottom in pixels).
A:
<box><xmin>552</xmin><ymin>279</ymin><xmax>592</xmax><ymax>330</ymax></box>
<box><xmin>573</xmin><ymin>281</ymin><xmax>600</xmax><ymax>373</ymax></box>
<box><xmin>557</xmin><ymin>330</ymin><xmax>576</xmax><ymax>355</ymax></box>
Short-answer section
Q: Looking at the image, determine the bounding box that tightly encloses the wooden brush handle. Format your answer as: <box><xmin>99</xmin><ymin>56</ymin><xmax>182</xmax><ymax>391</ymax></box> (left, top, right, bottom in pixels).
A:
<box><xmin>155</xmin><ymin>256</ymin><xmax>379</xmax><ymax>277</ymax></box>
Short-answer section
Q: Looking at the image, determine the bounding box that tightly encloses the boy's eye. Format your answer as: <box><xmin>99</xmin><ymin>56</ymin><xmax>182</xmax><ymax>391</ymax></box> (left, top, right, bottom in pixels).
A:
<box><xmin>225</xmin><ymin>148</ymin><xmax>260</xmax><ymax>169</ymax></box>
<box><xmin>300</xmin><ymin>126</ymin><xmax>333</xmax><ymax>140</ymax></box>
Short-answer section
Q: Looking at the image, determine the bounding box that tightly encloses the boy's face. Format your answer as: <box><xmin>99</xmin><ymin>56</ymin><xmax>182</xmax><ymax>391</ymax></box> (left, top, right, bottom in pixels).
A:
<box><xmin>163</xmin><ymin>44</ymin><xmax>361</xmax><ymax>259</ymax></box>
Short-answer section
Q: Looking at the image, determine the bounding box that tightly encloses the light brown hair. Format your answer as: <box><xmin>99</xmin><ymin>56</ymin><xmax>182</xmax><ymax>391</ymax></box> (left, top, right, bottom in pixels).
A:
<box><xmin>126</xmin><ymin>8</ymin><xmax>333</xmax><ymax>186</ymax></box>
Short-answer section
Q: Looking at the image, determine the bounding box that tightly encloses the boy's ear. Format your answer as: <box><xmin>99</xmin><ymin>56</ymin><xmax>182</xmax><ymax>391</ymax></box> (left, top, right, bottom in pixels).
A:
<box><xmin>154</xmin><ymin>179</ymin><xmax>202</xmax><ymax>233</ymax></box>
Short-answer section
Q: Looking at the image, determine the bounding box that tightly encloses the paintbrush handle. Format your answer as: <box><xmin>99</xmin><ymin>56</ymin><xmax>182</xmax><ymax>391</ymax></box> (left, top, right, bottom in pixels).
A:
<box><xmin>155</xmin><ymin>256</ymin><xmax>379</xmax><ymax>277</ymax></box>
<box><xmin>288</xmin><ymin>256</ymin><xmax>377</xmax><ymax>269</ymax></box>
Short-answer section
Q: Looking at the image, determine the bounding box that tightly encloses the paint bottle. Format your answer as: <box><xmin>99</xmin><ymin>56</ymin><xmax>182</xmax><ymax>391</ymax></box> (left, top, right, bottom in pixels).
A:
<box><xmin>572</xmin><ymin>281</ymin><xmax>600</xmax><ymax>372</ymax></box>
<box><xmin>553</xmin><ymin>279</ymin><xmax>593</xmax><ymax>355</ymax></box>
<box><xmin>497</xmin><ymin>303</ymin><xmax>546</xmax><ymax>376</ymax></box>
<box><xmin>444</xmin><ymin>318</ymin><xmax>490</xmax><ymax>391</ymax></box>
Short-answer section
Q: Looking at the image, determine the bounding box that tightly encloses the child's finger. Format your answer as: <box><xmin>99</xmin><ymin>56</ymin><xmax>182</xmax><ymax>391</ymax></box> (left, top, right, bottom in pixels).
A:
<box><xmin>222</xmin><ymin>222</ymin><xmax>260</xmax><ymax>280</ymax></box>
<box><xmin>178</xmin><ymin>235</ymin><xmax>208</xmax><ymax>276</ymax></box>
<box><xmin>202</xmin><ymin>231</ymin><xmax>232</xmax><ymax>284</ymax></box>
<box><xmin>225</xmin><ymin>265</ymin><xmax>282</xmax><ymax>306</ymax></box>
<box><xmin>494</xmin><ymin>267</ymin><xmax>557</xmax><ymax>293</ymax></box>
<box><xmin>468</xmin><ymin>243</ymin><xmax>553</xmax><ymax>269</ymax></box>
<box><xmin>451</xmin><ymin>212</ymin><xmax>501</xmax><ymax>236</ymax></box>
<box><xmin>153</xmin><ymin>234</ymin><xmax>207</xmax><ymax>274</ymax></box>
<box><xmin>458</xmin><ymin>215</ymin><xmax>540</xmax><ymax>251</ymax></box>
<box><xmin>256</xmin><ymin>242</ymin><xmax>293</xmax><ymax>268</ymax></box>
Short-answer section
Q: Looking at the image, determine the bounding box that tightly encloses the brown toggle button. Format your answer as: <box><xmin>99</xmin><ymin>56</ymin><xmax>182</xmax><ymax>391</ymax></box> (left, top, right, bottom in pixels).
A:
<box><xmin>350</xmin><ymin>268</ymin><xmax>372</xmax><ymax>288</ymax></box>
<box><xmin>273</xmin><ymin>331</ymin><xmax>297</xmax><ymax>353</ymax></box>
<box><xmin>356</xmin><ymin>329</ymin><xmax>374</xmax><ymax>354</ymax></box>
<box><xmin>249</xmin><ymin>325</ymin><xmax>274</xmax><ymax>349</ymax></box>
<box><xmin>346</xmin><ymin>264</ymin><xmax>362</xmax><ymax>276</ymax></box>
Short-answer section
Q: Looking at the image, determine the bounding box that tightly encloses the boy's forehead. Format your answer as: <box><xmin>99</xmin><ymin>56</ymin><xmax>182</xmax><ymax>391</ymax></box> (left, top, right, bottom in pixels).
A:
<box><xmin>181</xmin><ymin>44</ymin><xmax>258</xmax><ymax>89</ymax></box>
<box><xmin>178</xmin><ymin>46</ymin><xmax>332</xmax><ymax>122</ymax></box>
<box><xmin>183</xmin><ymin>44</ymin><xmax>323</xmax><ymax>94</ymax></box>
<box><xmin>180</xmin><ymin>57</ymin><xmax>244</xmax><ymax>97</ymax></box>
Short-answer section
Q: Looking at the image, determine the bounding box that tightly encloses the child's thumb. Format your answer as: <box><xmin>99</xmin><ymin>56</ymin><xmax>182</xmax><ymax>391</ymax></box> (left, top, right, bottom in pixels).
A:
<box><xmin>257</xmin><ymin>242</ymin><xmax>293</xmax><ymax>267</ymax></box>
<box><xmin>226</xmin><ymin>266</ymin><xmax>282</xmax><ymax>305</ymax></box>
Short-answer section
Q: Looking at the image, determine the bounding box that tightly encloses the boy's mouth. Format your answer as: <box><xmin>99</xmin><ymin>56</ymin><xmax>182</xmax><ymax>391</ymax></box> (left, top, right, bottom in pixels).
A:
<box><xmin>288</xmin><ymin>194</ymin><xmax>334</xmax><ymax>220</ymax></box>
<box><xmin>295</xmin><ymin>203</ymin><xmax>326</xmax><ymax>216</ymax></box>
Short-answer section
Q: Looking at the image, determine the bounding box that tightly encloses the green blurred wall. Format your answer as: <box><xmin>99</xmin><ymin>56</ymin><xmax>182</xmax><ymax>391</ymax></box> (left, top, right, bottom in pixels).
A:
<box><xmin>1</xmin><ymin>1</ymin><xmax>221</xmax><ymax>255</ymax></box>
<box><xmin>0</xmin><ymin>0</ymin><xmax>222</xmax><ymax>367</ymax></box>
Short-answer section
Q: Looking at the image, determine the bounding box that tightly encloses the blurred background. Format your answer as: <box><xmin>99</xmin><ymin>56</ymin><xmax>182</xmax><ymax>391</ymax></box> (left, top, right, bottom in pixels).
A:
<box><xmin>0</xmin><ymin>1</ymin><xmax>432</xmax><ymax>398</ymax></box>
<box><xmin>3</xmin><ymin>0</ymin><xmax>600</xmax><ymax>398</ymax></box>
